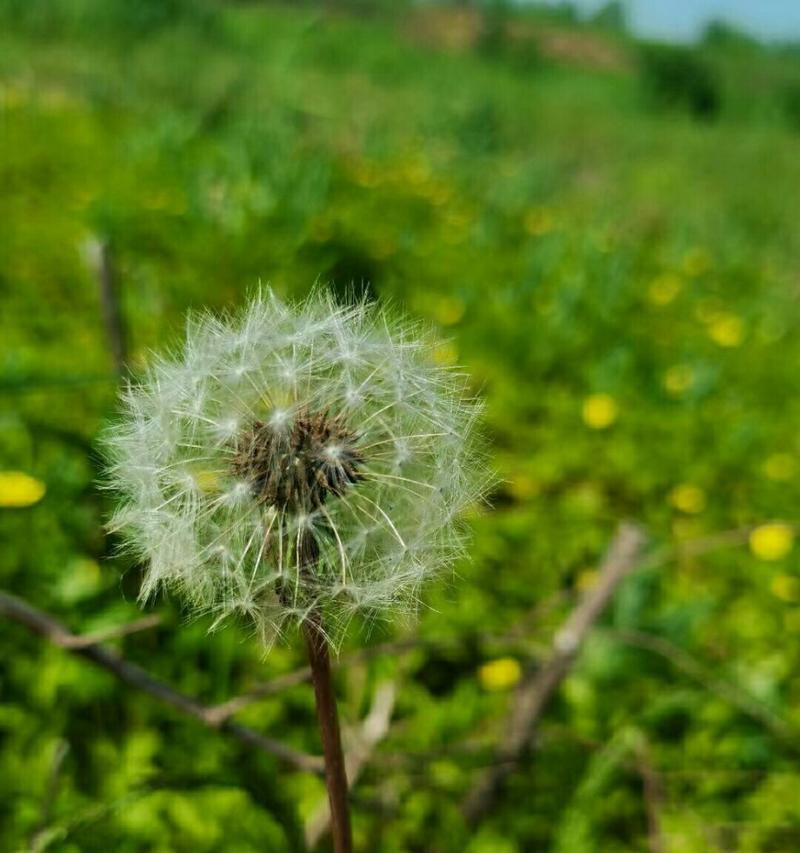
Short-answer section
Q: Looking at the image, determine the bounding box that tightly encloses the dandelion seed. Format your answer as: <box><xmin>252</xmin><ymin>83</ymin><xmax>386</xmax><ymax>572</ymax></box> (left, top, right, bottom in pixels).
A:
<box><xmin>103</xmin><ymin>287</ymin><xmax>488</xmax><ymax>645</ymax></box>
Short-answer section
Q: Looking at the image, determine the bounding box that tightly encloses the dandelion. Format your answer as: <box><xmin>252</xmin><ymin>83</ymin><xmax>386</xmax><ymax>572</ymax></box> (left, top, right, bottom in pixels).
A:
<box><xmin>762</xmin><ymin>453</ymin><xmax>796</xmax><ymax>482</ymax></box>
<box><xmin>663</xmin><ymin>364</ymin><xmax>694</xmax><ymax>396</ymax></box>
<box><xmin>669</xmin><ymin>483</ymin><xmax>707</xmax><ymax>514</ymax></box>
<box><xmin>647</xmin><ymin>272</ymin><xmax>683</xmax><ymax>307</ymax></box>
<box><xmin>478</xmin><ymin>657</ymin><xmax>522</xmax><ymax>692</ymax></box>
<box><xmin>582</xmin><ymin>393</ymin><xmax>618</xmax><ymax>430</ymax></box>
<box><xmin>104</xmin><ymin>288</ymin><xmax>487</xmax><ymax>852</ymax></box>
<box><xmin>707</xmin><ymin>312</ymin><xmax>745</xmax><ymax>348</ymax></box>
<box><xmin>0</xmin><ymin>471</ymin><xmax>46</xmax><ymax>508</ymax></box>
<box><xmin>750</xmin><ymin>523</ymin><xmax>794</xmax><ymax>562</ymax></box>
<box><xmin>770</xmin><ymin>574</ymin><xmax>800</xmax><ymax>603</ymax></box>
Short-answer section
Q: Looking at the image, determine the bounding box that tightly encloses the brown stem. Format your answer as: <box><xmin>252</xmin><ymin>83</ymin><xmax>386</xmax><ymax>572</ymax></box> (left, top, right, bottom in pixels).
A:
<box><xmin>303</xmin><ymin>614</ymin><xmax>353</xmax><ymax>853</ymax></box>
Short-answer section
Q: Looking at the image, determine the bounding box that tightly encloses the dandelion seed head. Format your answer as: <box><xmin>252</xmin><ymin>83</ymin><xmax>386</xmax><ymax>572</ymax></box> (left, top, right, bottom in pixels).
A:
<box><xmin>103</xmin><ymin>287</ymin><xmax>489</xmax><ymax>645</ymax></box>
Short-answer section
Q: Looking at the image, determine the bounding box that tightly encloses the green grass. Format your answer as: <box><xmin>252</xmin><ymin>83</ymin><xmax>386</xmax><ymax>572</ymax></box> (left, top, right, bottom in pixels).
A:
<box><xmin>2</xmin><ymin>3</ymin><xmax>800</xmax><ymax>850</ymax></box>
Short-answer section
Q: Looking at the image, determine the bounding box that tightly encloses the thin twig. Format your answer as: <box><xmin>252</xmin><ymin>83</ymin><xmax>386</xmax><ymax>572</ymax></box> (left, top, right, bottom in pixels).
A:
<box><xmin>59</xmin><ymin>614</ymin><xmax>162</xmax><ymax>649</ymax></box>
<box><xmin>0</xmin><ymin>591</ymin><xmax>322</xmax><ymax>775</ymax></box>
<box><xmin>84</xmin><ymin>236</ymin><xmax>127</xmax><ymax>377</ymax></box>
<box><xmin>305</xmin><ymin>681</ymin><xmax>396</xmax><ymax>849</ymax></box>
<box><xmin>461</xmin><ymin>521</ymin><xmax>648</xmax><ymax>825</ymax></box>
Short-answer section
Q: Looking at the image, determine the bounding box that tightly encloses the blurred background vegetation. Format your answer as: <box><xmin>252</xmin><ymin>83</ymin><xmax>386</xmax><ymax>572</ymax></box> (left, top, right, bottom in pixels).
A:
<box><xmin>2</xmin><ymin>1</ymin><xmax>800</xmax><ymax>850</ymax></box>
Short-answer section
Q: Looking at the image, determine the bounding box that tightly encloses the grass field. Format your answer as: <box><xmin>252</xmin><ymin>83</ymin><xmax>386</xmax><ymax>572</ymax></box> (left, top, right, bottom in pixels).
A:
<box><xmin>2</xmin><ymin>2</ymin><xmax>800</xmax><ymax>850</ymax></box>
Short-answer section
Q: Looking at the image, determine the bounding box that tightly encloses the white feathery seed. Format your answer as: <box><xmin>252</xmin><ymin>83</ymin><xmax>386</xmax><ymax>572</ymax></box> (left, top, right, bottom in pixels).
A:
<box><xmin>104</xmin><ymin>288</ymin><xmax>488</xmax><ymax>645</ymax></box>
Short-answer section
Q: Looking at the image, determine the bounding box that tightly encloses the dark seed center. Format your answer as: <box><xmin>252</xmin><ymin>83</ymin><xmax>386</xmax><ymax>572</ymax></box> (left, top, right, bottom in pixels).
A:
<box><xmin>233</xmin><ymin>410</ymin><xmax>363</xmax><ymax>512</ymax></box>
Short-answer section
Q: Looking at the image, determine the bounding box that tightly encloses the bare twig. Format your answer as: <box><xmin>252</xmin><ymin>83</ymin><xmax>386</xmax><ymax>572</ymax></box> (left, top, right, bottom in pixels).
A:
<box><xmin>59</xmin><ymin>614</ymin><xmax>162</xmax><ymax>649</ymax></box>
<box><xmin>0</xmin><ymin>590</ymin><xmax>322</xmax><ymax>775</ymax></box>
<box><xmin>461</xmin><ymin>522</ymin><xmax>648</xmax><ymax>825</ymax></box>
<box><xmin>306</xmin><ymin>682</ymin><xmax>396</xmax><ymax>849</ymax></box>
<box><xmin>84</xmin><ymin>236</ymin><xmax>127</xmax><ymax>377</ymax></box>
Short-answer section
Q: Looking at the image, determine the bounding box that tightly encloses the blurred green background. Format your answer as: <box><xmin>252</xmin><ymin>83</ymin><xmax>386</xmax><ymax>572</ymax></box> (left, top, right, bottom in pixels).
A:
<box><xmin>2</xmin><ymin>1</ymin><xmax>800</xmax><ymax>850</ymax></box>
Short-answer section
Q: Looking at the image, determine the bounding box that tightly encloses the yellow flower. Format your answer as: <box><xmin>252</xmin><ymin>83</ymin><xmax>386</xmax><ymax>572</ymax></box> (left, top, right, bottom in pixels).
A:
<box><xmin>669</xmin><ymin>484</ymin><xmax>706</xmax><ymax>514</ymax></box>
<box><xmin>750</xmin><ymin>523</ymin><xmax>794</xmax><ymax>561</ymax></box>
<box><xmin>647</xmin><ymin>273</ymin><xmax>683</xmax><ymax>306</ymax></box>
<box><xmin>432</xmin><ymin>341</ymin><xmax>458</xmax><ymax>366</ymax></box>
<box><xmin>762</xmin><ymin>454</ymin><xmax>796</xmax><ymax>482</ymax></box>
<box><xmin>479</xmin><ymin>657</ymin><xmax>522</xmax><ymax>692</ymax></box>
<box><xmin>523</xmin><ymin>207</ymin><xmax>556</xmax><ymax>237</ymax></box>
<box><xmin>0</xmin><ymin>472</ymin><xmax>46</xmax><ymax>508</ymax></box>
<box><xmin>663</xmin><ymin>365</ymin><xmax>694</xmax><ymax>396</ymax></box>
<box><xmin>582</xmin><ymin>394</ymin><xmax>618</xmax><ymax>430</ymax></box>
<box><xmin>707</xmin><ymin>313</ymin><xmax>744</xmax><ymax>348</ymax></box>
<box><xmin>771</xmin><ymin>574</ymin><xmax>800</xmax><ymax>603</ymax></box>
<box><xmin>508</xmin><ymin>474</ymin><xmax>540</xmax><ymax>501</ymax></box>
<box><xmin>433</xmin><ymin>297</ymin><xmax>465</xmax><ymax>326</ymax></box>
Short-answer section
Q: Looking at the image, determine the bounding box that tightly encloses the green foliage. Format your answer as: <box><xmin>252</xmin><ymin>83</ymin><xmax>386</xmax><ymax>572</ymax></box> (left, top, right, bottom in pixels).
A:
<box><xmin>2</xmin><ymin>3</ymin><xmax>800</xmax><ymax>851</ymax></box>
<box><xmin>639</xmin><ymin>43</ymin><xmax>721</xmax><ymax>119</ymax></box>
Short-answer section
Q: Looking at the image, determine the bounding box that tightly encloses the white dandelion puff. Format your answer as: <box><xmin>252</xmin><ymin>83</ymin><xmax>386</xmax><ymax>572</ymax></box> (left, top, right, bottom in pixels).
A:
<box><xmin>103</xmin><ymin>287</ymin><xmax>489</xmax><ymax>645</ymax></box>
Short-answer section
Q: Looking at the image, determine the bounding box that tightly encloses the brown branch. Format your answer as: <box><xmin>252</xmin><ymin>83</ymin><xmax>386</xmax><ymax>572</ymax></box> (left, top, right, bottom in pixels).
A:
<box><xmin>59</xmin><ymin>614</ymin><xmax>162</xmax><ymax>648</ymax></box>
<box><xmin>305</xmin><ymin>681</ymin><xmax>396</xmax><ymax>849</ymax></box>
<box><xmin>84</xmin><ymin>236</ymin><xmax>127</xmax><ymax>377</ymax></box>
<box><xmin>0</xmin><ymin>590</ymin><xmax>322</xmax><ymax>775</ymax></box>
<box><xmin>461</xmin><ymin>521</ymin><xmax>648</xmax><ymax>825</ymax></box>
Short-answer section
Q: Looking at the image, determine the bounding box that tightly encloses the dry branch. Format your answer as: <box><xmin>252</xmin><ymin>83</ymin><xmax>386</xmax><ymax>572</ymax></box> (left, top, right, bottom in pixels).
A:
<box><xmin>461</xmin><ymin>521</ymin><xmax>648</xmax><ymax>825</ymax></box>
<box><xmin>84</xmin><ymin>237</ymin><xmax>127</xmax><ymax>377</ymax></box>
<box><xmin>0</xmin><ymin>590</ymin><xmax>322</xmax><ymax>775</ymax></box>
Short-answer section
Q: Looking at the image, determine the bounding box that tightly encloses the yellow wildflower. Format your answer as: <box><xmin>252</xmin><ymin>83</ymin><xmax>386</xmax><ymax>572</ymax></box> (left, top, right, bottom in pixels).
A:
<box><xmin>647</xmin><ymin>273</ymin><xmax>683</xmax><ymax>306</ymax></box>
<box><xmin>508</xmin><ymin>475</ymin><xmax>540</xmax><ymax>501</ymax></box>
<box><xmin>582</xmin><ymin>394</ymin><xmax>618</xmax><ymax>430</ymax></box>
<box><xmin>762</xmin><ymin>454</ymin><xmax>796</xmax><ymax>482</ymax></box>
<box><xmin>663</xmin><ymin>365</ymin><xmax>694</xmax><ymax>396</ymax></box>
<box><xmin>669</xmin><ymin>484</ymin><xmax>707</xmax><ymax>514</ymax></box>
<box><xmin>0</xmin><ymin>472</ymin><xmax>46</xmax><ymax>508</ymax></box>
<box><xmin>771</xmin><ymin>574</ymin><xmax>800</xmax><ymax>603</ymax></box>
<box><xmin>479</xmin><ymin>657</ymin><xmax>522</xmax><ymax>692</ymax></box>
<box><xmin>707</xmin><ymin>313</ymin><xmax>744</xmax><ymax>348</ymax></box>
<box><xmin>433</xmin><ymin>297</ymin><xmax>465</xmax><ymax>326</ymax></box>
<box><xmin>432</xmin><ymin>341</ymin><xmax>458</xmax><ymax>366</ymax></box>
<box><xmin>750</xmin><ymin>523</ymin><xmax>794</xmax><ymax>561</ymax></box>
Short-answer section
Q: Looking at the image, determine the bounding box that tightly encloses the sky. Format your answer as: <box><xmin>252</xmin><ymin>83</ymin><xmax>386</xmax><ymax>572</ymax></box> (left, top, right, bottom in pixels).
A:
<box><xmin>555</xmin><ymin>0</ymin><xmax>800</xmax><ymax>43</ymax></box>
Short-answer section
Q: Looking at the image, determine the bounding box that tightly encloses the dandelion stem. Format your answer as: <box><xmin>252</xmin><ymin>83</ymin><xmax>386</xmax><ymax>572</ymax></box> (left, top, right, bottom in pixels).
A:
<box><xmin>303</xmin><ymin>612</ymin><xmax>352</xmax><ymax>853</ymax></box>
<box><xmin>277</xmin><ymin>529</ymin><xmax>352</xmax><ymax>852</ymax></box>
